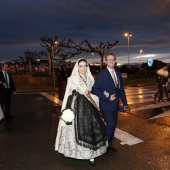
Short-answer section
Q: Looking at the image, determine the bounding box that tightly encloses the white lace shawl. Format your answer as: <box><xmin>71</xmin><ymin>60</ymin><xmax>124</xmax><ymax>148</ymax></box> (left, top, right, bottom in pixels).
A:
<box><xmin>55</xmin><ymin>59</ymin><xmax>99</xmax><ymax>151</ymax></box>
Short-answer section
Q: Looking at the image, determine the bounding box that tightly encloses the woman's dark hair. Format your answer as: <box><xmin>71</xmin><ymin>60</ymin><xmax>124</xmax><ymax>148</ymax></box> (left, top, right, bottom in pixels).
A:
<box><xmin>78</xmin><ymin>59</ymin><xmax>88</xmax><ymax>65</ymax></box>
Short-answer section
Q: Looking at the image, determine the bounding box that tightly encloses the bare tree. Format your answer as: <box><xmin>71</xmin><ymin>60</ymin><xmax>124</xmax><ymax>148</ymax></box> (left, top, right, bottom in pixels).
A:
<box><xmin>23</xmin><ymin>50</ymin><xmax>46</xmax><ymax>75</ymax></box>
<box><xmin>40</xmin><ymin>36</ymin><xmax>62</xmax><ymax>75</ymax></box>
<box><xmin>80</xmin><ymin>40</ymin><xmax>119</xmax><ymax>70</ymax></box>
<box><xmin>23</xmin><ymin>51</ymin><xmax>36</xmax><ymax>75</ymax></box>
<box><xmin>40</xmin><ymin>36</ymin><xmax>119</xmax><ymax>73</ymax></box>
<box><xmin>40</xmin><ymin>36</ymin><xmax>81</xmax><ymax>74</ymax></box>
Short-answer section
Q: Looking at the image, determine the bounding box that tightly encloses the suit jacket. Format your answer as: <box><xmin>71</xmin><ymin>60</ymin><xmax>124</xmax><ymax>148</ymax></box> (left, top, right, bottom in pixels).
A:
<box><xmin>92</xmin><ymin>68</ymin><xmax>127</xmax><ymax>112</ymax></box>
<box><xmin>0</xmin><ymin>71</ymin><xmax>16</xmax><ymax>93</ymax></box>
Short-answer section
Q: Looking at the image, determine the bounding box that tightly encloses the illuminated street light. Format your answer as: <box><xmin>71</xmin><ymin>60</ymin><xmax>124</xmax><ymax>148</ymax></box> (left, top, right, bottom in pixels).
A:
<box><xmin>52</xmin><ymin>41</ymin><xmax>59</xmax><ymax>87</ymax></box>
<box><xmin>140</xmin><ymin>49</ymin><xmax>143</xmax><ymax>71</ymax></box>
<box><xmin>140</xmin><ymin>50</ymin><xmax>143</xmax><ymax>63</ymax></box>
<box><xmin>91</xmin><ymin>53</ymin><xmax>94</xmax><ymax>71</ymax></box>
<box><xmin>37</xmin><ymin>58</ymin><xmax>40</xmax><ymax>73</ymax></box>
<box><xmin>124</xmin><ymin>33</ymin><xmax>132</xmax><ymax>64</ymax></box>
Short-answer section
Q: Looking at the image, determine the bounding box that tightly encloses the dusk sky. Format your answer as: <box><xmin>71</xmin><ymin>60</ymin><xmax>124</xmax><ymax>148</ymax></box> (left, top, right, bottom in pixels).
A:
<box><xmin>1</xmin><ymin>0</ymin><xmax>170</xmax><ymax>64</ymax></box>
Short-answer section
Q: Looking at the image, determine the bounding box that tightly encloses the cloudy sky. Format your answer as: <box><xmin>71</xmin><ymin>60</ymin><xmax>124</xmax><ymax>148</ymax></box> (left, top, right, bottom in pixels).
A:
<box><xmin>1</xmin><ymin>0</ymin><xmax>170</xmax><ymax>64</ymax></box>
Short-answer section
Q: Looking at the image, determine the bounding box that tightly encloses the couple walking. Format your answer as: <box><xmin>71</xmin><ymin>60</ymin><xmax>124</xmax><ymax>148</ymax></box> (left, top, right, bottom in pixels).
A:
<box><xmin>55</xmin><ymin>53</ymin><xmax>130</xmax><ymax>166</ymax></box>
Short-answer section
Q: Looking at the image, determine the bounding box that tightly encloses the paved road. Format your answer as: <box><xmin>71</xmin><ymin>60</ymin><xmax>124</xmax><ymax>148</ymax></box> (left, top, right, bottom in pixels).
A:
<box><xmin>0</xmin><ymin>85</ymin><xmax>170</xmax><ymax>170</ymax></box>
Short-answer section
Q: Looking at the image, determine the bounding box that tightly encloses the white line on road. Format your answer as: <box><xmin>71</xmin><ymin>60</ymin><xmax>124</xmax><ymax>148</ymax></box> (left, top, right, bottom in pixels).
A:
<box><xmin>131</xmin><ymin>102</ymin><xmax>170</xmax><ymax>111</ymax></box>
<box><xmin>125</xmin><ymin>90</ymin><xmax>157</xmax><ymax>94</ymax></box>
<box><xmin>39</xmin><ymin>92</ymin><xmax>62</xmax><ymax>106</ymax></box>
<box><xmin>115</xmin><ymin>128</ymin><xmax>144</xmax><ymax>146</ymax></box>
<box><xmin>127</xmin><ymin>98</ymin><xmax>154</xmax><ymax>104</ymax></box>
<box><xmin>127</xmin><ymin>94</ymin><xmax>153</xmax><ymax>99</ymax></box>
<box><xmin>150</xmin><ymin>110</ymin><xmax>170</xmax><ymax>119</ymax></box>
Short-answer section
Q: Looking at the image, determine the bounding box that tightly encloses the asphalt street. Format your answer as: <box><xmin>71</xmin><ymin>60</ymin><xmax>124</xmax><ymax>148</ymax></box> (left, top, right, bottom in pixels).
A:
<box><xmin>0</xmin><ymin>85</ymin><xmax>170</xmax><ymax>170</ymax></box>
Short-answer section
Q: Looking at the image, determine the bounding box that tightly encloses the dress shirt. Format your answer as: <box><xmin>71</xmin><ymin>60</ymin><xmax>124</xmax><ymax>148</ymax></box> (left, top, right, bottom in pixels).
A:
<box><xmin>2</xmin><ymin>70</ymin><xmax>10</xmax><ymax>88</ymax></box>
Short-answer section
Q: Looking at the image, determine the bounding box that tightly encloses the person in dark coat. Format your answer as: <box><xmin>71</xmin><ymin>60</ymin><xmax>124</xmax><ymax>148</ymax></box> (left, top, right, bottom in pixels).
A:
<box><xmin>92</xmin><ymin>53</ymin><xmax>130</xmax><ymax>153</ymax></box>
<box><xmin>0</xmin><ymin>63</ymin><xmax>16</xmax><ymax>119</ymax></box>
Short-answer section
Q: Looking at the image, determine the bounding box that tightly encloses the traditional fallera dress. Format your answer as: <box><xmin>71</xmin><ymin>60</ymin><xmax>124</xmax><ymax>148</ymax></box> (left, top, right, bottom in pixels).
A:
<box><xmin>55</xmin><ymin>59</ymin><xmax>107</xmax><ymax>160</ymax></box>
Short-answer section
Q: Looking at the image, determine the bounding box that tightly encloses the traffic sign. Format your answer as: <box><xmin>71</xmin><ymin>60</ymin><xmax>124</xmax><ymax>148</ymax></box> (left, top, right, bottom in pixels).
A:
<box><xmin>147</xmin><ymin>58</ymin><xmax>153</xmax><ymax>67</ymax></box>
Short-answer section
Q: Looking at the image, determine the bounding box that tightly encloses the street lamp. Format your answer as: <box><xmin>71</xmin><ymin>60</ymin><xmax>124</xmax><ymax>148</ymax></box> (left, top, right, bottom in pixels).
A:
<box><xmin>124</xmin><ymin>33</ymin><xmax>132</xmax><ymax>64</ymax></box>
<box><xmin>52</xmin><ymin>41</ymin><xmax>59</xmax><ymax>87</ymax></box>
<box><xmin>140</xmin><ymin>50</ymin><xmax>143</xmax><ymax>71</ymax></box>
<box><xmin>91</xmin><ymin>53</ymin><xmax>94</xmax><ymax>71</ymax></box>
<box><xmin>37</xmin><ymin>58</ymin><xmax>40</xmax><ymax>73</ymax></box>
<box><xmin>140</xmin><ymin>50</ymin><xmax>143</xmax><ymax>63</ymax></box>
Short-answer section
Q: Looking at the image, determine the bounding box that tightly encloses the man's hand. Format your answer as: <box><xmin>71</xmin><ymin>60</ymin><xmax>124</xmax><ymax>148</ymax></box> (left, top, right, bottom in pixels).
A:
<box><xmin>3</xmin><ymin>82</ymin><xmax>6</xmax><ymax>86</ymax></box>
<box><xmin>85</xmin><ymin>90</ymin><xmax>91</xmax><ymax>98</ymax></box>
<box><xmin>124</xmin><ymin>106</ymin><xmax>130</xmax><ymax>112</ymax></box>
<box><xmin>110</xmin><ymin>94</ymin><xmax>116</xmax><ymax>101</ymax></box>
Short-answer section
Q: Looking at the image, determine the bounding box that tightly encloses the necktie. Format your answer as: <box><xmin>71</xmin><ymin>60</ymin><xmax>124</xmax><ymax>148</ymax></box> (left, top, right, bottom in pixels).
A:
<box><xmin>111</xmin><ymin>71</ymin><xmax>117</xmax><ymax>88</ymax></box>
<box><xmin>4</xmin><ymin>72</ymin><xmax>9</xmax><ymax>88</ymax></box>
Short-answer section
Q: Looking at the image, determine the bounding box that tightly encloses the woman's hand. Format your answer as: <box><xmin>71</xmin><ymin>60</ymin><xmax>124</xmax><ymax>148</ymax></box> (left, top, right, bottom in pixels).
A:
<box><xmin>85</xmin><ymin>90</ymin><xmax>91</xmax><ymax>98</ymax></box>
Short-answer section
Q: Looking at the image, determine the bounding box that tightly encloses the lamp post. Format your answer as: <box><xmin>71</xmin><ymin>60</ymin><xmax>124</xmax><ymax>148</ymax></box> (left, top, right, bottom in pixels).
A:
<box><xmin>140</xmin><ymin>50</ymin><xmax>143</xmax><ymax>71</ymax></box>
<box><xmin>124</xmin><ymin>33</ymin><xmax>132</xmax><ymax>64</ymax></box>
<box><xmin>140</xmin><ymin>50</ymin><xmax>143</xmax><ymax>63</ymax></box>
<box><xmin>37</xmin><ymin>58</ymin><xmax>40</xmax><ymax>73</ymax></box>
<box><xmin>91</xmin><ymin>53</ymin><xmax>94</xmax><ymax>71</ymax></box>
<box><xmin>52</xmin><ymin>41</ymin><xmax>59</xmax><ymax>87</ymax></box>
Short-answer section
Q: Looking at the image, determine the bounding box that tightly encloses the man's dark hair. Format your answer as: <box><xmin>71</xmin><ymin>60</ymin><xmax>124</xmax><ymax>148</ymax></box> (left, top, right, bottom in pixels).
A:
<box><xmin>105</xmin><ymin>53</ymin><xmax>116</xmax><ymax>61</ymax></box>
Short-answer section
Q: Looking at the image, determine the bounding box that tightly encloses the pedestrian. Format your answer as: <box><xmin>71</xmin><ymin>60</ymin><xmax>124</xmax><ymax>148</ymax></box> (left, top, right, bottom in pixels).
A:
<box><xmin>153</xmin><ymin>68</ymin><xmax>162</xmax><ymax>101</ymax></box>
<box><xmin>156</xmin><ymin>65</ymin><xmax>169</xmax><ymax>102</ymax></box>
<box><xmin>0</xmin><ymin>63</ymin><xmax>16</xmax><ymax>119</ymax></box>
<box><xmin>55</xmin><ymin>58</ymin><xmax>107</xmax><ymax>166</ymax></box>
<box><xmin>92</xmin><ymin>53</ymin><xmax>130</xmax><ymax>153</ymax></box>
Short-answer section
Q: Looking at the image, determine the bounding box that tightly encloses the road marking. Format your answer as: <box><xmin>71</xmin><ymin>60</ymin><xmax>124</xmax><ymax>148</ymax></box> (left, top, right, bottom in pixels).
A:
<box><xmin>131</xmin><ymin>102</ymin><xmax>170</xmax><ymax>111</ymax></box>
<box><xmin>150</xmin><ymin>110</ymin><xmax>170</xmax><ymax>119</ymax></box>
<box><xmin>127</xmin><ymin>94</ymin><xmax>153</xmax><ymax>99</ymax></box>
<box><xmin>125</xmin><ymin>87</ymin><xmax>170</xmax><ymax>119</ymax></box>
<box><xmin>125</xmin><ymin>90</ymin><xmax>156</xmax><ymax>94</ymax></box>
<box><xmin>127</xmin><ymin>98</ymin><xmax>154</xmax><ymax>104</ymax></box>
<box><xmin>39</xmin><ymin>92</ymin><xmax>62</xmax><ymax>106</ymax></box>
<box><xmin>115</xmin><ymin>128</ymin><xmax>143</xmax><ymax>146</ymax></box>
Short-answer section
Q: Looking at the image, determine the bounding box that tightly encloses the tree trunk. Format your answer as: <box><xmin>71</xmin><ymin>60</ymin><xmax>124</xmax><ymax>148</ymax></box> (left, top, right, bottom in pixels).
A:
<box><xmin>48</xmin><ymin>53</ymin><xmax>52</xmax><ymax>75</ymax></box>
<box><xmin>100</xmin><ymin>55</ymin><xmax>104</xmax><ymax>70</ymax></box>
<box><xmin>29</xmin><ymin>59</ymin><xmax>32</xmax><ymax>75</ymax></box>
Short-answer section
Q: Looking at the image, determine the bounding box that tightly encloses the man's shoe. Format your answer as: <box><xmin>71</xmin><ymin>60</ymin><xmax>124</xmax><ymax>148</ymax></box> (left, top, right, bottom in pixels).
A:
<box><xmin>107</xmin><ymin>146</ymin><xmax>118</xmax><ymax>153</ymax></box>
<box><xmin>0</xmin><ymin>118</ymin><xmax>4</xmax><ymax>123</ymax></box>
<box><xmin>89</xmin><ymin>160</ymin><xmax>96</xmax><ymax>166</ymax></box>
<box><xmin>153</xmin><ymin>95</ymin><xmax>156</xmax><ymax>101</ymax></box>
<box><xmin>159</xmin><ymin>100</ymin><xmax>165</xmax><ymax>103</ymax></box>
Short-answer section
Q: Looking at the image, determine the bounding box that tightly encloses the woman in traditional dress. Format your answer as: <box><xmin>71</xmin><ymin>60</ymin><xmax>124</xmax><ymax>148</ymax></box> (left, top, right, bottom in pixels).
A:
<box><xmin>55</xmin><ymin>58</ymin><xmax>107</xmax><ymax>166</ymax></box>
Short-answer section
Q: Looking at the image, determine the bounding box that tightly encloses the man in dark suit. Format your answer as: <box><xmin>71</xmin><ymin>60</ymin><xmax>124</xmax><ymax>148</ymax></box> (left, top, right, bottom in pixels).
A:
<box><xmin>92</xmin><ymin>53</ymin><xmax>130</xmax><ymax>153</ymax></box>
<box><xmin>0</xmin><ymin>63</ymin><xmax>16</xmax><ymax>119</ymax></box>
